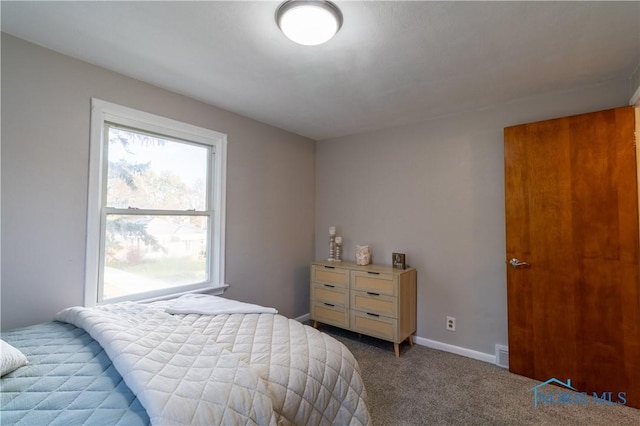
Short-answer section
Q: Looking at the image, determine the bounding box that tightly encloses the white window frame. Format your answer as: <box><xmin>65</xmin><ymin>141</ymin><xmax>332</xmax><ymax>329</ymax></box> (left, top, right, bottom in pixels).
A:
<box><xmin>85</xmin><ymin>98</ymin><xmax>227</xmax><ymax>306</ymax></box>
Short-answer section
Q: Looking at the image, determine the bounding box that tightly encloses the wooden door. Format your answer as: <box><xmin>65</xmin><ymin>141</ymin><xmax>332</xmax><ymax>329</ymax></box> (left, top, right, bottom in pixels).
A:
<box><xmin>504</xmin><ymin>106</ymin><xmax>640</xmax><ymax>408</ymax></box>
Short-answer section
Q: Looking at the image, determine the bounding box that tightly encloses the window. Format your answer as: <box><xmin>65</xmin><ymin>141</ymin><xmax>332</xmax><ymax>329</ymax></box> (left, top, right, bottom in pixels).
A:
<box><xmin>86</xmin><ymin>99</ymin><xmax>227</xmax><ymax>306</ymax></box>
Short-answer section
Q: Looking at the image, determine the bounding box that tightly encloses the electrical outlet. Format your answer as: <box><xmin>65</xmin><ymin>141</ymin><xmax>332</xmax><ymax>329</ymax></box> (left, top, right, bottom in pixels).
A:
<box><xmin>446</xmin><ymin>316</ymin><xmax>456</xmax><ymax>331</ymax></box>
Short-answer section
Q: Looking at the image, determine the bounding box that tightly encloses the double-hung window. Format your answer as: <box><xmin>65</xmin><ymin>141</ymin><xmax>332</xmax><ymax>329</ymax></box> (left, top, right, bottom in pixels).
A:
<box><xmin>86</xmin><ymin>99</ymin><xmax>227</xmax><ymax>305</ymax></box>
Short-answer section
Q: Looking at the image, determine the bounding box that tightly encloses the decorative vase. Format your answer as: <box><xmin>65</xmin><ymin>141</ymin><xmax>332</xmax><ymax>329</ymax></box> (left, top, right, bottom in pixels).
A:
<box><xmin>355</xmin><ymin>245</ymin><xmax>371</xmax><ymax>265</ymax></box>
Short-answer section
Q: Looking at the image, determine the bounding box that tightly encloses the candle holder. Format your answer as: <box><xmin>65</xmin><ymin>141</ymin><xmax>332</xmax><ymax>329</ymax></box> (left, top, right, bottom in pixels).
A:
<box><xmin>328</xmin><ymin>234</ymin><xmax>336</xmax><ymax>261</ymax></box>
<box><xmin>335</xmin><ymin>240</ymin><xmax>343</xmax><ymax>262</ymax></box>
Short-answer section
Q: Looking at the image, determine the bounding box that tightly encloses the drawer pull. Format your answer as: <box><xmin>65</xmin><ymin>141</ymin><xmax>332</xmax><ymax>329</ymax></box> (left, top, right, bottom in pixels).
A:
<box><xmin>366</xmin><ymin>312</ymin><xmax>380</xmax><ymax>317</ymax></box>
<box><xmin>324</xmin><ymin>302</ymin><xmax>335</xmax><ymax>307</ymax></box>
<box><xmin>366</xmin><ymin>292</ymin><xmax>380</xmax><ymax>296</ymax></box>
<box><xmin>367</xmin><ymin>272</ymin><xmax>380</xmax><ymax>275</ymax></box>
<box><xmin>324</xmin><ymin>284</ymin><xmax>336</xmax><ymax>288</ymax></box>
<box><xmin>324</xmin><ymin>266</ymin><xmax>336</xmax><ymax>269</ymax></box>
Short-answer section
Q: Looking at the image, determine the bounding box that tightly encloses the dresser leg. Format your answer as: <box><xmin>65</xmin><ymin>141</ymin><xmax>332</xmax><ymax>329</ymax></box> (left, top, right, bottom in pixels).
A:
<box><xmin>408</xmin><ymin>335</ymin><xmax>414</xmax><ymax>346</ymax></box>
<box><xmin>394</xmin><ymin>343</ymin><xmax>400</xmax><ymax>358</ymax></box>
<box><xmin>313</xmin><ymin>321</ymin><xmax>318</xmax><ymax>329</ymax></box>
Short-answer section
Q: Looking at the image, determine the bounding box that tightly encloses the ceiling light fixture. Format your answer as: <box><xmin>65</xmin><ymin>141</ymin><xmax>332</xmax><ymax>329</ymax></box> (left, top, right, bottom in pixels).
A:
<box><xmin>276</xmin><ymin>0</ymin><xmax>343</xmax><ymax>46</ymax></box>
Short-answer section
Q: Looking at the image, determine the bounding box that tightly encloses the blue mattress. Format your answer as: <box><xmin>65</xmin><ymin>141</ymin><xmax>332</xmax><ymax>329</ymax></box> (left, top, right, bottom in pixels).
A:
<box><xmin>1</xmin><ymin>321</ymin><xmax>149</xmax><ymax>425</ymax></box>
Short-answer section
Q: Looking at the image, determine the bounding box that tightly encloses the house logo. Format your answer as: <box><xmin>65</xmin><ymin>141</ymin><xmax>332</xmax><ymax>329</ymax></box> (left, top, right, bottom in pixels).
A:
<box><xmin>529</xmin><ymin>378</ymin><xmax>627</xmax><ymax>408</ymax></box>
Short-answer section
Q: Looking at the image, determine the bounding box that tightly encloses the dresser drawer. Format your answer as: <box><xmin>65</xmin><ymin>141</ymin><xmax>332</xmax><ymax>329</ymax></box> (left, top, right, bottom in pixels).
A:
<box><xmin>311</xmin><ymin>302</ymin><xmax>349</xmax><ymax>328</ymax></box>
<box><xmin>350</xmin><ymin>311</ymin><xmax>397</xmax><ymax>342</ymax></box>
<box><xmin>312</xmin><ymin>265</ymin><xmax>349</xmax><ymax>288</ymax></box>
<box><xmin>351</xmin><ymin>271</ymin><xmax>397</xmax><ymax>296</ymax></box>
<box><xmin>312</xmin><ymin>283</ymin><xmax>348</xmax><ymax>307</ymax></box>
<box><xmin>351</xmin><ymin>291</ymin><xmax>397</xmax><ymax>318</ymax></box>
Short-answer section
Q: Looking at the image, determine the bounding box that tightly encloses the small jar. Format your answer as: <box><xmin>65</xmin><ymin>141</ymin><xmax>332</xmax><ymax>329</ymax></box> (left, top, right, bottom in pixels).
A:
<box><xmin>355</xmin><ymin>245</ymin><xmax>371</xmax><ymax>266</ymax></box>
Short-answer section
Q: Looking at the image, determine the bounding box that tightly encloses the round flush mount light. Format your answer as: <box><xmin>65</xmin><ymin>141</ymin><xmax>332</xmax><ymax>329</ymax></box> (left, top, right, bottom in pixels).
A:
<box><xmin>276</xmin><ymin>0</ymin><xmax>343</xmax><ymax>46</ymax></box>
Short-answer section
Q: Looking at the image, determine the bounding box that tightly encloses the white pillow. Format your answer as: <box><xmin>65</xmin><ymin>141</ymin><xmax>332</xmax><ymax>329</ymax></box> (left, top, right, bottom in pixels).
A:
<box><xmin>1</xmin><ymin>339</ymin><xmax>28</xmax><ymax>376</ymax></box>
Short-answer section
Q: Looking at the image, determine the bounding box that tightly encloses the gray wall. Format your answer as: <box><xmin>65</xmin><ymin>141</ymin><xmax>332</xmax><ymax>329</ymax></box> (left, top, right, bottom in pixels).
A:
<box><xmin>631</xmin><ymin>66</ymin><xmax>640</xmax><ymax>103</ymax></box>
<box><xmin>316</xmin><ymin>79</ymin><xmax>630</xmax><ymax>356</ymax></box>
<box><xmin>1</xmin><ymin>35</ymin><xmax>316</xmax><ymax>330</ymax></box>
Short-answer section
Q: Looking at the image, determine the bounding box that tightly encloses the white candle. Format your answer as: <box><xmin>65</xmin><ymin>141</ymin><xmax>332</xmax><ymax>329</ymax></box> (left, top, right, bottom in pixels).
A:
<box><xmin>329</xmin><ymin>226</ymin><xmax>336</xmax><ymax>236</ymax></box>
<box><xmin>335</xmin><ymin>236</ymin><xmax>342</xmax><ymax>244</ymax></box>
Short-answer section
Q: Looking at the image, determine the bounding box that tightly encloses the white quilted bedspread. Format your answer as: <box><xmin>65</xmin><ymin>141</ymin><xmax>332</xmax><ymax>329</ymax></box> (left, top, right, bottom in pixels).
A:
<box><xmin>56</xmin><ymin>302</ymin><xmax>370</xmax><ymax>426</ymax></box>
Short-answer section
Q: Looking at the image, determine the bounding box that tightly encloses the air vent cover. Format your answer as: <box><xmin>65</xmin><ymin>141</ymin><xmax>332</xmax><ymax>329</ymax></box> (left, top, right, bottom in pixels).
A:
<box><xmin>495</xmin><ymin>344</ymin><xmax>509</xmax><ymax>368</ymax></box>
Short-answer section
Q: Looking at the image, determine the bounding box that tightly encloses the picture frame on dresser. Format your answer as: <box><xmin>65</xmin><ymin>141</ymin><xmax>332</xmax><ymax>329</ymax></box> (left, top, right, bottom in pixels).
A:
<box><xmin>392</xmin><ymin>252</ymin><xmax>406</xmax><ymax>269</ymax></box>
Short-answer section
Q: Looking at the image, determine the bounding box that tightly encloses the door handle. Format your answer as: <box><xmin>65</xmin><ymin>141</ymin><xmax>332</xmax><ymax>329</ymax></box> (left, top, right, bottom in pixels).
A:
<box><xmin>509</xmin><ymin>258</ymin><xmax>530</xmax><ymax>268</ymax></box>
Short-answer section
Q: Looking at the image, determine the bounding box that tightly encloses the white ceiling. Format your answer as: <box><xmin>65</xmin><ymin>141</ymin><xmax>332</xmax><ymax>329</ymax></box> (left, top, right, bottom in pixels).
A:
<box><xmin>2</xmin><ymin>1</ymin><xmax>639</xmax><ymax>140</ymax></box>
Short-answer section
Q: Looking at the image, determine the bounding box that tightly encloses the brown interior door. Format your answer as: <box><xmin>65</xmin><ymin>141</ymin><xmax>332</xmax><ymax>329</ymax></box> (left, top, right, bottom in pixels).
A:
<box><xmin>504</xmin><ymin>106</ymin><xmax>640</xmax><ymax>408</ymax></box>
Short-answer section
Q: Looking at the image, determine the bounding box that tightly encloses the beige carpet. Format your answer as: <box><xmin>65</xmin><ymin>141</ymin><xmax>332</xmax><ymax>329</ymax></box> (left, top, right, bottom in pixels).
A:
<box><xmin>318</xmin><ymin>325</ymin><xmax>640</xmax><ymax>426</ymax></box>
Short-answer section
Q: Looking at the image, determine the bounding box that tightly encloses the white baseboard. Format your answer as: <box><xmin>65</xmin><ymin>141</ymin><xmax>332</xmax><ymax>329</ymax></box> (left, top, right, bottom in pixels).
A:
<box><xmin>294</xmin><ymin>313</ymin><xmax>310</xmax><ymax>323</ymax></box>
<box><xmin>412</xmin><ymin>335</ymin><xmax>496</xmax><ymax>365</ymax></box>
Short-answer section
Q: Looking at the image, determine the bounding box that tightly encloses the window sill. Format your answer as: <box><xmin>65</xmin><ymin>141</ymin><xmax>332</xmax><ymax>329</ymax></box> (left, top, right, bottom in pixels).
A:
<box><xmin>138</xmin><ymin>285</ymin><xmax>230</xmax><ymax>304</ymax></box>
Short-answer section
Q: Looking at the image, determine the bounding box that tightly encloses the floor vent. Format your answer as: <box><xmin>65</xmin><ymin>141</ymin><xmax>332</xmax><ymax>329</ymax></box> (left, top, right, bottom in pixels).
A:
<box><xmin>495</xmin><ymin>344</ymin><xmax>509</xmax><ymax>368</ymax></box>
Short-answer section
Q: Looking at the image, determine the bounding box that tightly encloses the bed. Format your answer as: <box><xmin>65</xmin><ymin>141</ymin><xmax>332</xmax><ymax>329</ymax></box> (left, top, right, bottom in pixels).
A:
<box><xmin>1</xmin><ymin>295</ymin><xmax>371</xmax><ymax>425</ymax></box>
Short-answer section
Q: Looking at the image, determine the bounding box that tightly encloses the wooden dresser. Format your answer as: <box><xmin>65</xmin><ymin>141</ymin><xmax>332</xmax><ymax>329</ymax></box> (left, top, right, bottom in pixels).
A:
<box><xmin>310</xmin><ymin>260</ymin><xmax>417</xmax><ymax>357</ymax></box>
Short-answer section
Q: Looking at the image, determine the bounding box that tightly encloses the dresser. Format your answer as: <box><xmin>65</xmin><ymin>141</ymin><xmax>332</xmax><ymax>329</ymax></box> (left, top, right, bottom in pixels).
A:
<box><xmin>310</xmin><ymin>261</ymin><xmax>417</xmax><ymax>357</ymax></box>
